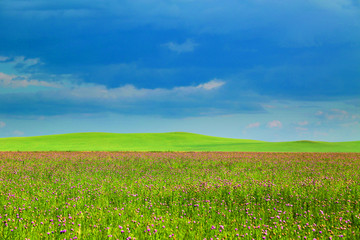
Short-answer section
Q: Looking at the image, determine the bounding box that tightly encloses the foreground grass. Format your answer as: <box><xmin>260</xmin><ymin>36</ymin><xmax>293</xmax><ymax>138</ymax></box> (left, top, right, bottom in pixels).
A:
<box><xmin>0</xmin><ymin>132</ymin><xmax>359</xmax><ymax>152</ymax></box>
<box><xmin>0</xmin><ymin>151</ymin><xmax>360</xmax><ymax>240</ymax></box>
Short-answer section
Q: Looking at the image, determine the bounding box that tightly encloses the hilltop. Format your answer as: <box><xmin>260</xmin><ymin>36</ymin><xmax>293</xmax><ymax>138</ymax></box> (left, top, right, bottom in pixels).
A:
<box><xmin>0</xmin><ymin>132</ymin><xmax>359</xmax><ymax>152</ymax></box>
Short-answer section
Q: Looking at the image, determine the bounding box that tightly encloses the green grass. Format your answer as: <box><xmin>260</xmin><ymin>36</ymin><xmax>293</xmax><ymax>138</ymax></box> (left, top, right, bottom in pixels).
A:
<box><xmin>1</xmin><ymin>152</ymin><xmax>360</xmax><ymax>239</ymax></box>
<box><xmin>0</xmin><ymin>132</ymin><xmax>359</xmax><ymax>152</ymax></box>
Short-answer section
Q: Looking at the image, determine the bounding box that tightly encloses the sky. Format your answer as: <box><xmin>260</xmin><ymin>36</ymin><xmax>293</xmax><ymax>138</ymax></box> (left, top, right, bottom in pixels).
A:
<box><xmin>0</xmin><ymin>0</ymin><xmax>359</xmax><ymax>141</ymax></box>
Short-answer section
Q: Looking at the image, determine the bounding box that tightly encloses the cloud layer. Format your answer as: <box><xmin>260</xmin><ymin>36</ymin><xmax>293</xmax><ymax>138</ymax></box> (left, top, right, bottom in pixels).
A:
<box><xmin>1</xmin><ymin>1</ymin><xmax>359</xmax><ymax>99</ymax></box>
<box><xmin>0</xmin><ymin>69</ymin><xmax>258</xmax><ymax>117</ymax></box>
<box><xmin>0</xmin><ymin>72</ymin><xmax>58</xmax><ymax>88</ymax></box>
<box><xmin>0</xmin><ymin>1</ymin><xmax>359</xmax><ymax>140</ymax></box>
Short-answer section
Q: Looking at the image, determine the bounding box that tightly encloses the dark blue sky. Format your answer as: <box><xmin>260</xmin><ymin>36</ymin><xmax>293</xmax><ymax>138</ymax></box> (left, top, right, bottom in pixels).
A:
<box><xmin>0</xmin><ymin>0</ymin><xmax>359</xmax><ymax>141</ymax></box>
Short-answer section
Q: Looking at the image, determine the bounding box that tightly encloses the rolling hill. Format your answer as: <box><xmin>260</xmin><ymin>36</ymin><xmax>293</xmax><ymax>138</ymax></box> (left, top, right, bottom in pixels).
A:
<box><xmin>0</xmin><ymin>132</ymin><xmax>359</xmax><ymax>152</ymax></box>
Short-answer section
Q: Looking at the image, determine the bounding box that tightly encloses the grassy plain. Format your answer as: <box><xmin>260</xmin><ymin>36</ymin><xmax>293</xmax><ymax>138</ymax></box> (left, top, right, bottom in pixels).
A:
<box><xmin>0</xmin><ymin>132</ymin><xmax>359</xmax><ymax>152</ymax></box>
<box><xmin>0</xmin><ymin>152</ymin><xmax>359</xmax><ymax>240</ymax></box>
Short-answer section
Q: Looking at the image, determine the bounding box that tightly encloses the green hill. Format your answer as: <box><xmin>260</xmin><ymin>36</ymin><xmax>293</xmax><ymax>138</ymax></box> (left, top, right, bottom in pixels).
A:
<box><xmin>0</xmin><ymin>132</ymin><xmax>359</xmax><ymax>152</ymax></box>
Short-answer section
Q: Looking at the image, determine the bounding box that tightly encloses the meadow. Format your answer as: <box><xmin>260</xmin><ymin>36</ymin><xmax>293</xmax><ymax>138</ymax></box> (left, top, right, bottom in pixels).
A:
<box><xmin>0</xmin><ymin>132</ymin><xmax>359</xmax><ymax>152</ymax></box>
<box><xmin>0</xmin><ymin>151</ymin><xmax>360</xmax><ymax>239</ymax></box>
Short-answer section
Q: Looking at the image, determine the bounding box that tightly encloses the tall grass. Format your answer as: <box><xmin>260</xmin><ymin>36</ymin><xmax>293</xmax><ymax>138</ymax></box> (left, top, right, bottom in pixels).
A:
<box><xmin>0</xmin><ymin>152</ymin><xmax>359</xmax><ymax>239</ymax></box>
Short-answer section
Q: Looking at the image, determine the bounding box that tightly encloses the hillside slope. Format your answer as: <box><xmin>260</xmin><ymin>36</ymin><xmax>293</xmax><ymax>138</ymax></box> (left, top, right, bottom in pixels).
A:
<box><xmin>0</xmin><ymin>132</ymin><xmax>359</xmax><ymax>152</ymax></box>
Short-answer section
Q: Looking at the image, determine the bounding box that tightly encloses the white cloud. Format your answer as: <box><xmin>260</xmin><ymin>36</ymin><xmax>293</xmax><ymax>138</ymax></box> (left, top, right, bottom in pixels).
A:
<box><xmin>196</xmin><ymin>79</ymin><xmax>225</xmax><ymax>90</ymax></box>
<box><xmin>13</xmin><ymin>56</ymin><xmax>41</xmax><ymax>67</ymax></box>
<box><xmin>267</xmin><ymin>120</ymin><xmax>282</xmax><ymax>128</ymax></box>
<box><xmin>0</xmin><ymin>76</ymin><xmax>233</xmax><ymax>117</ymax></box>
<box><xmin>316</xmin><ymin>108</ymin><xmax>354</xmax><ymax>121</ymax></box>
<box><xmin>68</xmin><ymin>84</ymin><xmax>150</xmax><ymax>100</ymax></box>
<box><xmin>0</xmin><ymin>72</ymin><xmax>59</xmax><ymax>88</ymax></box>
<box><xmin>173</xmin><ymin>79</ymin><xmax>225</xmax><ymax>93</ymax></box>
<box><xmin>0</xmin><ymin>56</ymin><xmax>9</xmax><ymax>61</ymax></box>
<box><xmin>246</xmin><ymin>122</ymin><xmax>260</xmax><ymax>129</ymax></box>
<box><xmin>0</xmin><ymin>121</ymin><xmax>6</xmax><ymax>128</ymax></box>
<box><xmin>163</xmin><ymin>39</ymin><xmax>198</xmax><ymax>53</ymax></box>
<box><xmin>0</xmin><ymin>54</ymin><xmax>225</xmax><ymax>102</ymax></box>
<box><xmin>66</xmin><ymin>78</ymin><xmax>225</xmax><ymax>100</ymax></box>
<box><xmin>315</xmin><ymin>109</ymin><xmax>360</xmax><ymax>130</ymax></box>
<box><xmin>65</xmin><ymin>79</ymin><xmax>225</xmax><ymax>100</ymax></box>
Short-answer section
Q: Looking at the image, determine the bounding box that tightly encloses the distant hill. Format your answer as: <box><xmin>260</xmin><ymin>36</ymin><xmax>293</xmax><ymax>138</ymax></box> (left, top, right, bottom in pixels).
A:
<box><xmin>0</xmin><ymin>132</ymin><xmax>359</xmax><ymax>152</ymax></box>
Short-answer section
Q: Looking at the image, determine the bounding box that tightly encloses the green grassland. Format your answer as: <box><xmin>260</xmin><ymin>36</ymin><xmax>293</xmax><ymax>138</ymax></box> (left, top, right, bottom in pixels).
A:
<box><xmin>0</xmin><ymin>132</ymin><xmax>359</xmax><ymax>152</ymax></box>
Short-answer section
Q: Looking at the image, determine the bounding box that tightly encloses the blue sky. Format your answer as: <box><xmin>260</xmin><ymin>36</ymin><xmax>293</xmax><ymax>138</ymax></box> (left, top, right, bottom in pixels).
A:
<box><xmin>0</xmin><ymin>0</ymin><xmax>359</xmax><ymax>141</ymax></box>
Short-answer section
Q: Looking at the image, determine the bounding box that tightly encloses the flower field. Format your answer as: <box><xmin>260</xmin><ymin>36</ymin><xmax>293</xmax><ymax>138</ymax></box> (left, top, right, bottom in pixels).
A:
<box><xmin>0</xmin><ymin>152</ymin><xmax>360</xmax><ymax>240</ymax></box>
